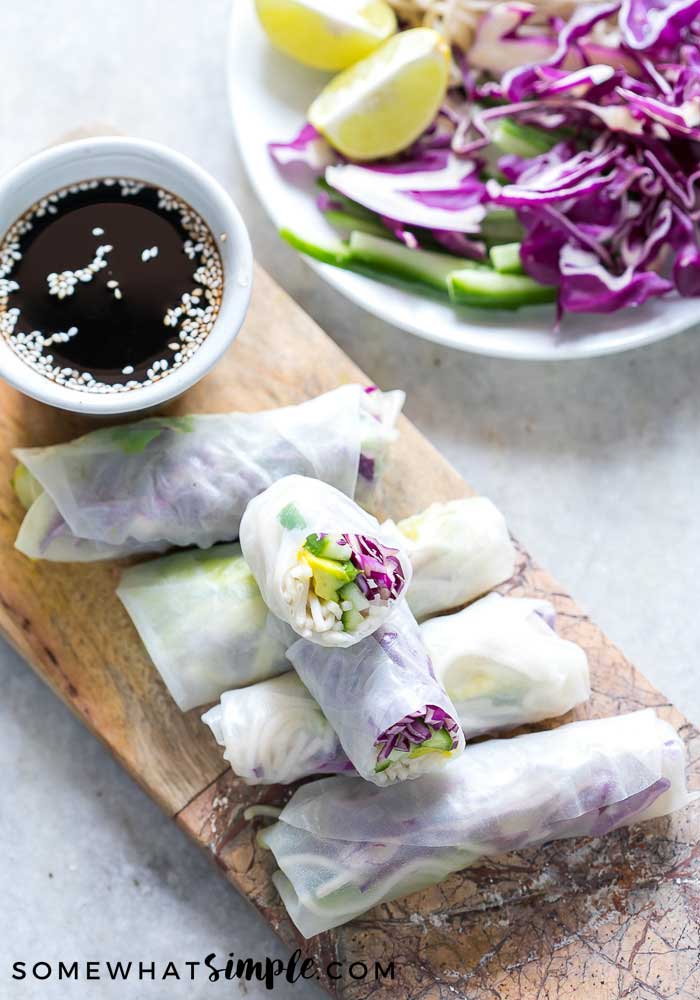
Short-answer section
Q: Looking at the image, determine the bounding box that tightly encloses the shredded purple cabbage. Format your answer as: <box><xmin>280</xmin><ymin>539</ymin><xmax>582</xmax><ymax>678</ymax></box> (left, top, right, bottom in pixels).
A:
<box><xmin>311</xmin><ymin>530</ymin><xmax>407</xmax><ymax>605</ymax></box>
<box><xmin>269</xmin><ymin>0</ymin><xmax>700</xmax><ymax>316</ymax></box>
<box><xmin>375</xmin><ymin>704</ymin><xmax>460</xmax><ymax>761</ymax></box>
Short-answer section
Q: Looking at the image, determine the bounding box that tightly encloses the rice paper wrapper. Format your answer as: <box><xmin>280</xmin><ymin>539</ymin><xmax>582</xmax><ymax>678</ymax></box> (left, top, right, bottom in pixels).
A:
<box><xmin>117</xmin><ymin>544</ymin><xmax>294</xmax><ymax>711</ymax></box>
<box><xmin>422</xmin><ymin>593</ymin><xmax>590</xmax><ymax>736</ymax></box>
<box><xmin>14</xmin><ymin>385</ymin><xmax>403</xmax><ymax>561</ymax></box>
<box><xmin>261</xmin><ymin>710</ymin><xmax>694</xmax><ymax>936</ymax></box>
<box><xmin>287</xmin><ymin>601</ymin><xmax>465</xmax><ymax>785</ymax></box>
<box><xmin>386</xmin><ymin>497</ymin><xmax>516</xmax><ymax>620</ymax></box>
<box><xmin>239</xmin><ymin>475</ymin><xmax>413</xmax><ymax>647</ymax></box>
<box><xmin>202</xmin><ymin>674</ymin><xmax>353</xmax><ymax>784</ymax></box>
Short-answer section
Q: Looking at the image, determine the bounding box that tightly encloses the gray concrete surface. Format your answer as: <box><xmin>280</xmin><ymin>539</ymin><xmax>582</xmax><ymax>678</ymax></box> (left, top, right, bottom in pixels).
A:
<box><xmin>2</xmin><ymin>2</ymin><xmax>699</xmax><ymax>997</ymax></box>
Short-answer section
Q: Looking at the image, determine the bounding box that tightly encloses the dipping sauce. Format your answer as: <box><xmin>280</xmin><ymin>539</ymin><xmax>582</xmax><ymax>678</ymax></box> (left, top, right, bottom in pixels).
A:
<box><xmin>0</xmin><ymin>178</ymin><xmax>224</xmax><ymax>394</ymax></box>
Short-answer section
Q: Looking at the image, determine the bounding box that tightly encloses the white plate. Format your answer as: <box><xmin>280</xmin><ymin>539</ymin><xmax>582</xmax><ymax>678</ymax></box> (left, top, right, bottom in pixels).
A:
<box><xmin>228</xmin><ymin>1</ymin><xmax>698</xmax><ymax>360</ymax></box>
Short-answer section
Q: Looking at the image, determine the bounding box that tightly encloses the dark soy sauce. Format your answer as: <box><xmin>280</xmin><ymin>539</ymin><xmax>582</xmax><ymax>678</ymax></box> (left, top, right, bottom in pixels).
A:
<box><xmin>0</xmin><ymin>179</ymin><xmax>223</xmax><ymax>394</ymax></box>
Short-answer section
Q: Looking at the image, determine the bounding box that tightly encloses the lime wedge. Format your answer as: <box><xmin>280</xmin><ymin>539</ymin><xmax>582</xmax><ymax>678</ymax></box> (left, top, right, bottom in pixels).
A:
<box><xmin>308</xmin><ymin>27</ymin><xmax>450</xmax><ymax>161</ymax></box>
<box><xmin>255</xmin><ymin>0</ymin><xmax>397</xmax><ymax>71</ymax></box>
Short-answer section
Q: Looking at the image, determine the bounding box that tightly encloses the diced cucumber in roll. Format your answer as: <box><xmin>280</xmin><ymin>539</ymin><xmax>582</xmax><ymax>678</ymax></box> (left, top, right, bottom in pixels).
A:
<box><xmin>338</xmin><ymin>580</ymin><xmax>370</xmax><ymax>612</ymax></box>
<box><xmin>304</xmin><ymin>533</ymin><xmax>354</xmax><ymax>562</ymax></box>
<box><xmin>408</xmin><ymin>726</ymin><xmax>455</xmax><ymax>757</ymax></box>
<box><xmin>375</xmin><ymin>725</ymin><xmax>455</xmax><ymax>772</ymax></box>
<box><xmin>303</xmin><ymin>550</ymin><xmax>358</xmax><ymax>602</ymax></box>
<box><xmin>342</xmin><ymin>607</ymin><xmax>365</xmax><ymax>632</ymax></box>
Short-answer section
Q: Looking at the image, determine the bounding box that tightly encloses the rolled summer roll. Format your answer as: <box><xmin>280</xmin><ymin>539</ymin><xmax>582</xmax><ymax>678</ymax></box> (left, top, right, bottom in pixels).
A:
<box><xmin>118</xmin><ymin>497</ymin><xmax>516</xmax><ymax>711</ymax></box>
<box><xmin>259</xmin><ymin>710</ymin><xmax>693</xmax><ymax>937</ymax></box>
<box><xmin>422</xmin><ymin>593</ymin><xmax>590</xmax><ymax>735</ymax></box>
<box><xmin>239</xmin><ymin>475</ymin><xmax>413</xmax><ymax>647</ymax></box>
<box><xmin>203</xmin><ymin>595</ymin><xmax>589</xmax><ymax>783</ymax></box>
<box><xmin>13</xmin><ymin>384</ymin><xmax>403</xmax><ymax>562</ymax></box>
<box><xmin>117</xmin><ymin>545</ymin><xmax>294</xmax><ymax>711</ymax></box>
<box><xmin>387</xmin><ymin>497</ymin><xmax>516</xmax><ymax>620</ymax></box>
<box><xmin>286</xmin><ymin>601</ymin><xmax>465</xmax><ymax>785</ymax></box>
<box><xmin>202</xmin><ymin>674</ymin><xmax>355</xmax><ymax>784</ymax></box>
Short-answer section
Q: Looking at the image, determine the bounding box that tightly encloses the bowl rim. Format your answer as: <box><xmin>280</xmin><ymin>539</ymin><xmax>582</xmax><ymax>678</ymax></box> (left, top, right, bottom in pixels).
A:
<box><xmin>0</xmin><ymin>136</ymin><xmax>253</xmax><ymax>415</ymax></box>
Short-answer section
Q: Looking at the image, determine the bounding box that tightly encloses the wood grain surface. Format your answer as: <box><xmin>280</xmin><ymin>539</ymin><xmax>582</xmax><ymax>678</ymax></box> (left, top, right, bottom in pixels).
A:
<box><xmin>1</xmin><ymin>262</ymin><xmax>698</xmax><ymax>999</ymax></box>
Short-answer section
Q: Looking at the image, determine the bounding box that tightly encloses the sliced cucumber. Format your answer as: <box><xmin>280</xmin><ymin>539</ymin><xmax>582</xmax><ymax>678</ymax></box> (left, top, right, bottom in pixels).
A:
<box><xmin>316</xmin><ymin>178</ymin><xmax>379</xmax><ymax>222</ymax></box>
<box><xmin>281</xmin><ymin>227</ymin><xmax>486</xmax><ymax>297</ymax></box>
<box><xmin>348</xmin><ymin>231</ymin><xmax>483</xmax><ymax>294</ymax></box>
<box><xmin>280</xmin><ymin>228</ymin><xmax>351</xmax><ymax>267</ymax></box>
<box><xmin>492</xmin><ymin>118</ymin><xmax>559</xmax><ymax>158</ymax></box>
<box><xmin>323</xmin><ymin>209</ymin><xmax>387</xmax><ymax>239</ymax></box>
<box><xmin>481</xmin><ymin>209</ymin><xmax>524</xmax><ymax>247</ymax></box>
<box><xmin>448</xmin><ymin>268</ymin><xmax>557</xmax><ymax>310</ymax></box>
<box><xmin>489</xmin><ymin>242</ymin><xmax>525</xmax><ymax>275</ymax></box>
<box><xmin>282</xmin><ymin>228</ymin><xmax>554</xmax><ymax>311</ymax></box>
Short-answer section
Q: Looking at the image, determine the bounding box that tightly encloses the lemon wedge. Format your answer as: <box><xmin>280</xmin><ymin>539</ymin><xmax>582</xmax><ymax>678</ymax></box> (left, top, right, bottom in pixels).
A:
<box><xmin>255</xmin><ymin>0</ymin><xmax>397</xmax><ymax>72</ymax></box>
<box><xmin>308</xmin><ymin>28</ymin><xmax>451</xmax><ymax>161</ymax></box>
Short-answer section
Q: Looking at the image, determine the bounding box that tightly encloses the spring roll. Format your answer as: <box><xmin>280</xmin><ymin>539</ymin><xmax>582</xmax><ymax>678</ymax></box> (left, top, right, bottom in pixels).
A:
<box><xmin>387</xmin><ymin>498</ymin><xmax>516</xmax><ymax>620</ymax></box>
<box><xmin>286</xmin><ymin>601</ymin><xmax>465</xmax><ymax>785</ymax></box>
<box><xmin>117</xmin><ymin>545</ymin><xmax>295</xmax><ymax>710</ymax></box>
<box><xmin>13</xmin><ymin>385</ymin><xmax>403</xmax><ymax>562</ymax></box>
<box><xmin>239</xmin><ymin>475</ymin><xmax>412</xmax><ymax>647</ymax></box>
<box><xmin>259</xmin><ymin>710</ymin><xmax>693</xmax><ymax>937</ymax></box>
<box><xmin>422</xmin><ymin>593</ymin><xmax>590</xmax><ymax>735</ymax></box>
<box><xmin>202</xmin><ymin>674</ymin><xmax>355</xmax><ymax>784</ymax></box>
<box><xmin>203</xmin><ymin>595</ymin><xmax>589</xmax><ymax>783</ymax></box>
<box><xmin>118</xmin><ymin>497</ymin><xmax>515</xmax><ymax>711</ymax></box>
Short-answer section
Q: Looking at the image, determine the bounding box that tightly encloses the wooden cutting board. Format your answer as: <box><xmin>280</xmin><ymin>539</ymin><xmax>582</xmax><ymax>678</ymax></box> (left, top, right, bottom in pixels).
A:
<box><xmin>1</xmin><ymin>261</ymin><xmax>698</xmax><ymax>999</ymax></box>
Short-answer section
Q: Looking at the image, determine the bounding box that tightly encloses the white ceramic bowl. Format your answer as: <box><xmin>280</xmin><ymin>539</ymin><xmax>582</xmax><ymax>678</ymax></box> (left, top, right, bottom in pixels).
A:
<box><xmin>0</xmin><ymin>136</ymin><xmax>253</xmax><ymax>415</ymax></box>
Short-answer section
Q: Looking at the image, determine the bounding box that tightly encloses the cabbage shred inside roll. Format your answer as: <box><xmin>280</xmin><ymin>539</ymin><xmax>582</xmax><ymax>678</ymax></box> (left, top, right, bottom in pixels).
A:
<box><xmin>375</xmin><ymin>704</ymin><xmax>461</xmax><ymax>773</ymax></box>
<box><xmin>285</xmin><ymin>531</ymin><xmax>408</xmax><ymax>638</ymax></box>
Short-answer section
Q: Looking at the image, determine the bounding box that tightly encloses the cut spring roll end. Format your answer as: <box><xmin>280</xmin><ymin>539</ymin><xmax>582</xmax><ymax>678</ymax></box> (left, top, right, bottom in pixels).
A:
<box><xmin>240</xmin><ymin>475</ymin><xmax>413</xmax><ymax>648</ymax></box>
<box><xmin>284</xmin><ymin>531</ymin><xmax>409</xmax><ymax>642</ymax></box>
<box><xmin>258</xmin><ymin>711</ymin><xmax>694</xmax><ymax>937</ymax></box>
<box><xmin>374</xmin><ymin>704</ymin><xmax>462</xmax><ymax>779</ymax></box>
<box><xmin>201</xmin><ymin>675</ymin><xmax>356</xmax><ymax>785</ymax></box>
